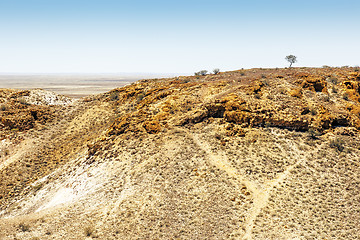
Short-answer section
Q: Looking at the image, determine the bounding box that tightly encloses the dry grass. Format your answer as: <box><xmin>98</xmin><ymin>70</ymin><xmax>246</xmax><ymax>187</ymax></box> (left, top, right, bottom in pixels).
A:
<box><xmin>0</xmin><ymin>67</ymin><xmax>360</xmax><ymax>239</ymax></box>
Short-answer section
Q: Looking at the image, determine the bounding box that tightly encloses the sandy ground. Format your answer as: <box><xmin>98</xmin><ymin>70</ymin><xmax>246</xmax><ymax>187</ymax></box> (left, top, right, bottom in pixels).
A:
<box><xmin>1</xmin><ymin>68</ymin><xmax>360</xmax><ymax>239</ymax></box>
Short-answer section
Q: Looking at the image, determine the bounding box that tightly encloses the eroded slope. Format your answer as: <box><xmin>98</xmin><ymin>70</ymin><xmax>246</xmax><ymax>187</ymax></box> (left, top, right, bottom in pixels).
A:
<box><xmin>0</xmin><ymin>67</ymin><xmax>360</xmax><ymax>239</ymax></box>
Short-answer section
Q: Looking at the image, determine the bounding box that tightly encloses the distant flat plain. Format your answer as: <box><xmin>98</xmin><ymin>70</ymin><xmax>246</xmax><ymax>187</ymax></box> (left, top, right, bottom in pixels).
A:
<box><xmin>0</xmin><ymin>74</ymin><xmax>170</xmax><ymax>98</ymax></box>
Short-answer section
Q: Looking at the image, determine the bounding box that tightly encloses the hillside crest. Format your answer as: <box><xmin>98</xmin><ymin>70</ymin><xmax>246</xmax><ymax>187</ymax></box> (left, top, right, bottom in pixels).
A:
<box><xmin>1</xmin><ymin>67</ymin><xmax>359</xmax><ymax>239</ymax></box>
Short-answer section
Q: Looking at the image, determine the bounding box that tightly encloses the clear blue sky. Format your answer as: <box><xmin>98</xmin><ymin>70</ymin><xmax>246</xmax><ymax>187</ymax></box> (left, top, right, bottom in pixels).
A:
<box><xmin>0</xmin><ymin>0</ymin><xmax>359</xmax><ymax>73</ymax></box>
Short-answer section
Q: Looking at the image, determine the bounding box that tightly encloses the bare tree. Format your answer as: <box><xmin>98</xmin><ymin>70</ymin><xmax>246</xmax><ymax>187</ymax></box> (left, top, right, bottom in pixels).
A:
<box><xmin>285</xmin><ymin>55</ymin><xmax>297</xmax><ymax>68</ymax></box>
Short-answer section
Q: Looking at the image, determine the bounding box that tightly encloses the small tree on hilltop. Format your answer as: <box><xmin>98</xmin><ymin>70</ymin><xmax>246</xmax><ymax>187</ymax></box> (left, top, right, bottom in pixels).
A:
<box><xmin>195</xmin><ymin>70</ymin><xmax>208</xmax><ymax>76</ymax></box>
<box><xmin>199</xmin><ymin>70</ymin><xmax>208</xmax><ymax>76</ymax></box>
<box><xmin>285</xmin><ymin>55</ymin><xmax>297</xmax><ymax>68</ymax></box>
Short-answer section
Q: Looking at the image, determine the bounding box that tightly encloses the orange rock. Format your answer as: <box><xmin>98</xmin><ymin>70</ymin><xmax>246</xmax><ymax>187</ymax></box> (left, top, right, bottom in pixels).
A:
<box><xmin>143</xmin><ymin>120</ymin><xmax>161</xmax><ymax>134</ymax></box>
<box><xmin>288</xmin><ymin>88</ymin><xmax>303</xmax><ymax>98</ymax></box>
<box><xmin>347</xmin><ymin>72</ymin><xmax>360</xmax><ymax>81</ymax></box>
<box><xmin>221</xmin><ymin>94</ymin><xmax>247</xmax><ymax>112</ymax></box>
<box><xmin>343</xmin><ymin>81</ymin><xmax>360</xmax><ymax>101</ymax></box>
<box><xmin>224</xmin><ymin>111</ymin><xmax>251</xmax><ymax>125</ymax></box>
<box><xmin>301</xmin><ymin>77</ymin><xmax>328</xmax><ymax>93</ymax></box>
<box><xmin>248</xmin><ymin>81</ymin><xmax>265</xmax><ymax>94</ymax></box>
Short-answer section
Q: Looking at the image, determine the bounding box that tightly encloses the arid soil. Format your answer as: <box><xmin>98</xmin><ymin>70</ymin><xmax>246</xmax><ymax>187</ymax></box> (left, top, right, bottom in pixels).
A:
<box><xmin>0</xmin><ymin>67</ymin><xmax>359</xmax><ymax>239</ymax></box>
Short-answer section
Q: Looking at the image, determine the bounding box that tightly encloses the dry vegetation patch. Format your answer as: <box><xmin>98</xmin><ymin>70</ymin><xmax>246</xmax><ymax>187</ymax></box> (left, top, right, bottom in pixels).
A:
<box><xmin>1</xmin><ymin>67</ymin><xmax>360</xmax><ymax>239</ymax></box>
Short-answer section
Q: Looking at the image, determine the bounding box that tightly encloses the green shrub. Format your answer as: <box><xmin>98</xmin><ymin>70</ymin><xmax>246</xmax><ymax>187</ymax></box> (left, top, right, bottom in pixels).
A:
<box><xmin>136</xmin><ymin>93</ymin><xmax>145</xmax><ymax>102</ymax></box>
<box><xmin>84</xmin><ymin>225</ymin><xmax>95</xmax><ymax>237</ymax></box>
<box><xmin>109</xmin><ymin>92</ymin><xmax>119</xmax><ymax>101</ymax></box>
<box><xmin>330</xmin><ymin>138</ymin><xmax>345</xmax><ymax>151</ymax></box>
<box><xmin>332</xmin><ymin>86</ymin><xmax>338</xmax><ymax>93</ymax></box>
<box><xmin>328</xmin><ymin>76</ymin><xmax>339</xmax><ymax>85</ymax></box>
<box><xmin>322</xmin><ymin>95</ymin><xmax>330</xmax><ymax>102</ymax></box>
<box><xmin>307</xmin><ymin>128</ymin><xmax>321</xmax><ymax>139</ymax></box>
<box><xmin>33</xmin><ymin>183</ymin><xmax>43</xmax><ymax>192</ymax></box>
<box><xmin>262</xmin><ymin>79</ymin><xmax>269</xmax><ymax>86</ymax></box>
<box><xmin>264</xmin><ymin>122</ymin><xmax>271</xmax><ymax>128</ymax></box>
<box><xmin>19</xmin><ymin>223</ymin><xmax>30</xmax><ymax>232</ymax></box>
<box><xmin>195</xmin><ymin>70</ymin><xmax>208</xmax><ymax>76</ymax></box>
<box><xmin>19</xmin><ymin>98</ymin><xmax>28</xmax><ymax>105</ymax></box>
<box><xmin>279</xmin><ymin>88</ymin><xmax>286</xmax><ymax>94</ymax></box>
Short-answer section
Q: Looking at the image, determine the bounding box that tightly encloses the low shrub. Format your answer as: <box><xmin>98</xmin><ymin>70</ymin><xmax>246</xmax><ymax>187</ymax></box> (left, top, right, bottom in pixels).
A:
<box><xmin>330</xmin><ymin>138</ymin><xmax>345</xmax><ymax>151</ymax></box>
<box><xmin>109</xmin><ymin>92</ymin><xmax>119</xmax><ymax>101</ymax></box>
<box><xmin>19</xmin><ymin>98</ymin><xmax>28</xmax><ymax>105</ymax></box>
<box><xmin>19</xmin><ymin>223</ymin><xmax>30</xmax><ymax>232</ymax></box>
<box><xmin>194</xmin><ymin>70</ymin><xmax>208</xmax><ymax>76</ymax></box>
<box><xmin>328</xmin><ymin>76</ymin><xmax>339</xmax><ymax>85</ymax></box>
<box><xmin>136</xmin><ymin>93</ymin><xmax>145</xmax><ymax>102</ymax></box>
<box><xmin>84</xmin><ymin>225</ymin><xmax>95</xmax><ymax>237</ymax></box>
<box><xmin>331</xmin><ymin>86</ymin><xmax>338</xmax><ymax>93</ymax></box>
<box><xmin>322</xmin><ymin>95</ymin><xmax>330</xmax><ymax>102</ymax></box>
<box><xmin>307</xmin><ymin>128</ymin><xmax>321</xmax><ymax>139</ymax></box>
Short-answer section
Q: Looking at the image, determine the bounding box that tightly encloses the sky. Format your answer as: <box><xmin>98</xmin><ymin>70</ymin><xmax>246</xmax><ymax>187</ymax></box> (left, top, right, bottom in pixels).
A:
<box><xmin>0</xmin><ymin>0</ymin><xmax>359</xmax><ymax>74</ymax></box>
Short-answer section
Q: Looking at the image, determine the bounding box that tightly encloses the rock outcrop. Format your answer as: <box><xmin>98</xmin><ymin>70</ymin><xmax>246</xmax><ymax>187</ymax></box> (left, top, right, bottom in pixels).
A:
<box><xmin>0</xmin><ymin>67</ymin><xmax>360</xmax><ymax>240</ymax></box>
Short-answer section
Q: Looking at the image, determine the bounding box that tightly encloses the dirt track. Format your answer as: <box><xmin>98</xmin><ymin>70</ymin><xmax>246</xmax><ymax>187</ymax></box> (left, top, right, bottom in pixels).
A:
<box><xmin>1</xmin><ymin>67</ymin><xmax>360</xmax><ymax>239</ymax></box>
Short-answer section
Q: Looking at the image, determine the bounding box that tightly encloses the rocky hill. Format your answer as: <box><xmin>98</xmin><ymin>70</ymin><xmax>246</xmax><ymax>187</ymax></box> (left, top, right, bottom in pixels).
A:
<box><xmin>0</xmin><ymin>67</ymin><xmax>360</xmax><ymax>239</ymax></box>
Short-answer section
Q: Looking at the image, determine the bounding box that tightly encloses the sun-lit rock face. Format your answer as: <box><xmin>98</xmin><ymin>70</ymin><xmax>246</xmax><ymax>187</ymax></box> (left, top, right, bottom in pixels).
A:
<box><xmin>0</xmin><ymin>89</ymin><xmax>71</xmax><ymax>132</ymax></box>
<box><xmin>0</xmin><ymin>67</ymin><xmax>360</xmax><ymax>239</ymax></box>
<box><xmin>104</xmin><ymin>67</ymin><xmax>360</xmax><ymax>138</ymax></box>
<box><xmin>22</xmin><ymin>89</ymin><xmax>74</xmax><ymax>106</ymax></box>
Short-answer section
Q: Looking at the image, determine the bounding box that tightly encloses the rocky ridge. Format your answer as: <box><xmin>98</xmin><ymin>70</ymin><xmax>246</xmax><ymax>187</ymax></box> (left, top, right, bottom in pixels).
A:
<box><xmin>0</xmin><ymin>67</ymin><xmax>360</xmax><ymax>239</ymax></box>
